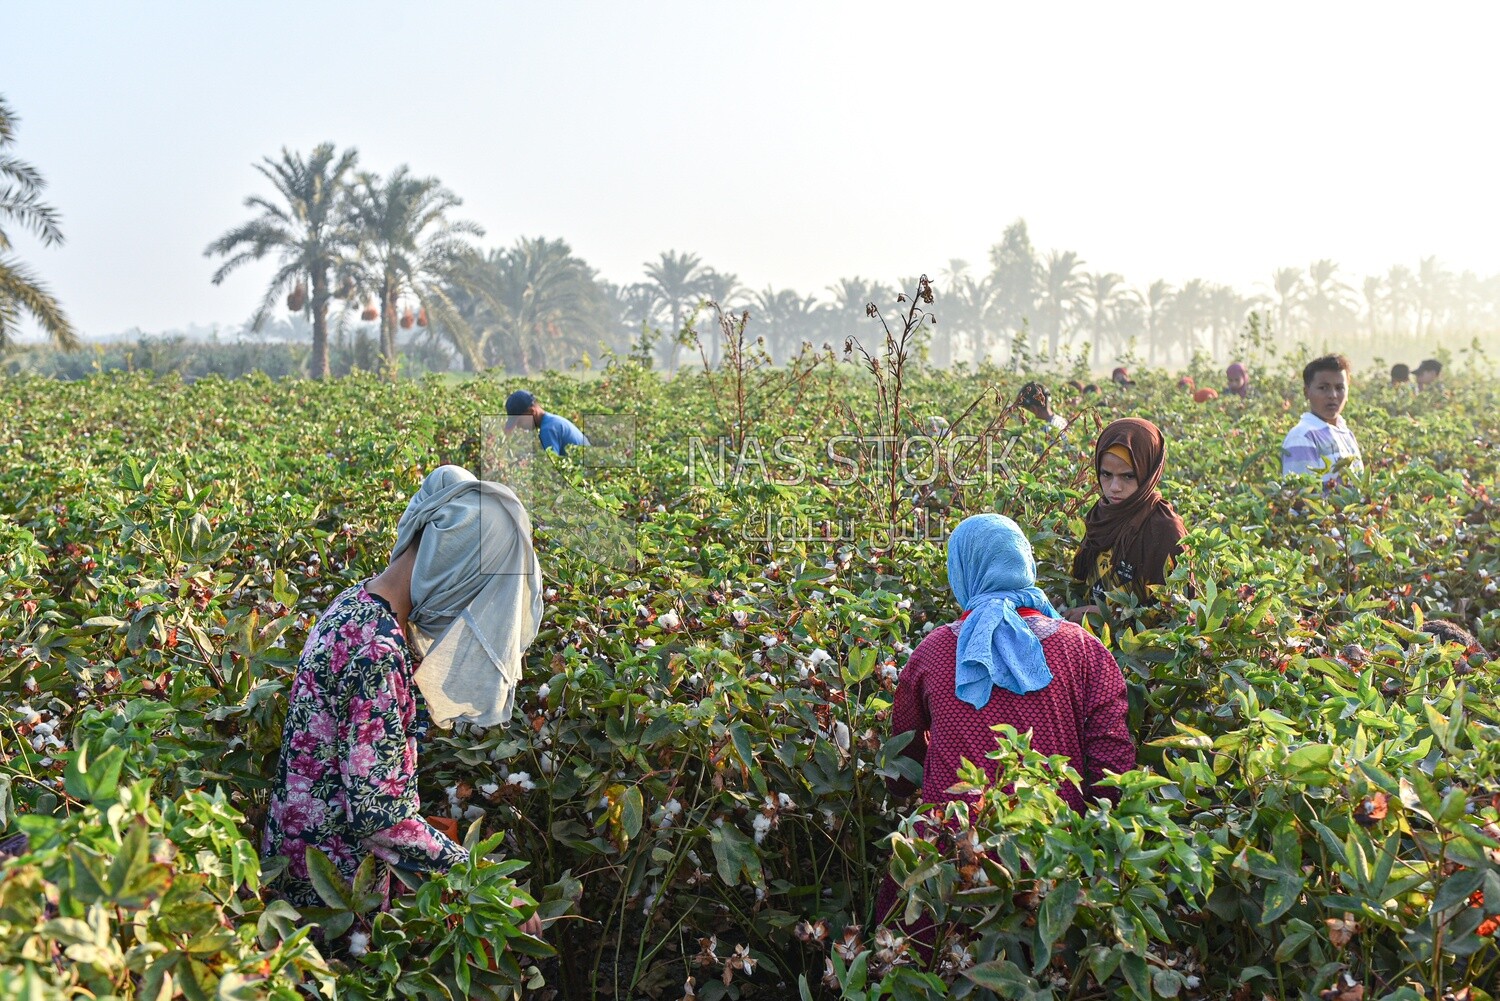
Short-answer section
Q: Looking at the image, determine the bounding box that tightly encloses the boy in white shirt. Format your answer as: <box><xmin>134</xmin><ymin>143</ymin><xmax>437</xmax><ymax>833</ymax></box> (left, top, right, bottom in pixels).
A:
<box><xmin>1281</xmin><ymin>354</ymin><xmax>1363</xmax><ymax>485</ymax></box>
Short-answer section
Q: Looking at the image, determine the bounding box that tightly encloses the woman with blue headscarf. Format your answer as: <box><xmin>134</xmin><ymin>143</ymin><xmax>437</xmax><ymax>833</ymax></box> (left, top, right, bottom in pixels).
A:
<box><xmin>877</xmin><ymin>514</ymin><xmax>1134</xmax><ymax>926</ymax></box>
<box><xmin>885</xmin><ymin>513</ymin><xmax>1134</xmax><ymax>812</ymax></box>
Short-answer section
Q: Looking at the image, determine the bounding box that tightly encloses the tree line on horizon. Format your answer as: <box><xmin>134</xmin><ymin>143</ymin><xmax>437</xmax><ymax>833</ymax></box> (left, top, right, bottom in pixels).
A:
<box><xmin>206</xmin><ymin>144</ymin><xmax>1500</xmax><ymax>378</ymax></box>
<box><xmin>5</xmin><ymin>115</ymin><xmax>1500</xmax><ymax>376</ymax></box>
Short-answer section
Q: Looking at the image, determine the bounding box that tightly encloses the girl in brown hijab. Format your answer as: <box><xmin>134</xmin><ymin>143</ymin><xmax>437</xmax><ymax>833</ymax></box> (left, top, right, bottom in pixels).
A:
<box><xmin>1067</xmin><ymin>418</ymin><xmax>1186</xmax><ymax>621</ymax></box>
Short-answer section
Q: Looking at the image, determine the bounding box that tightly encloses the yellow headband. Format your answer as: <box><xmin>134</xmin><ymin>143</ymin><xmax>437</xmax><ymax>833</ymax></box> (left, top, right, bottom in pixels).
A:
<box><xmin>1103</xmin><ymin>444</ymin><xmax>1134</xmax><ymax>471</ymax></box>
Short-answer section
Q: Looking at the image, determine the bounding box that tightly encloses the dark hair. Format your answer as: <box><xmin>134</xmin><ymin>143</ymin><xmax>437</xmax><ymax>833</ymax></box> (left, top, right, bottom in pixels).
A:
<box><xmin>1082</xmin><ymin>383</ymin><xmax>1099</xmax><ymax>394</ymax></box>
<box><xmin>1302</xmin><ymin>354</ymin><xmax>1351</xmax><ymax>388</ymax></box>
<box><xmin>1422</xmin><ymin>619</ymin><xmax>1487</xmax><ymax>658</ymax></box>
<box><xmin>1416</xmin><ymin>358</ymin><xmax>1442</xmax><ymax>375</ymax></box>
<box><xmin>1391</xmin><ymin>363</ymin><xmax>1410</xmax><ymax>383</ymax></box>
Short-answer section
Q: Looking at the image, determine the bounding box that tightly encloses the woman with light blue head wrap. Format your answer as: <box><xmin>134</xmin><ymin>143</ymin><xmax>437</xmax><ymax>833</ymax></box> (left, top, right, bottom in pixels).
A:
<box><xmin>948</xmin><ymin>513</ymin><xmax>1062</xmax><ymax>708</ymax></box>
<box><xmin>877</xmin><ymin>511</ymin><xmax>1136</xmax><ymax>927</ymax></box>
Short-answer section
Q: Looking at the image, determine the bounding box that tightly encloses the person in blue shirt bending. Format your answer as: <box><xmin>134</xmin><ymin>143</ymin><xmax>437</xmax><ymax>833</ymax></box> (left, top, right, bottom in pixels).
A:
<box><xmin>505</xmin><ymin>390</ymin><xmax>589</xmax><ymax>456</ymax></box>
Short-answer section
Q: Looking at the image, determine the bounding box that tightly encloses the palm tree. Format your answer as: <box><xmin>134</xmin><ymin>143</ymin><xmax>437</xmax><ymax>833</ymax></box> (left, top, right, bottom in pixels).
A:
<box><xmin>205</xmin><ymin>143</ymin><xmax>358</xmax><ymax>379</ymax></box>
<box><xmin>1414</xmin><ymin>256</ymin><xmax>1451</xmax><ymax>339</ymax></box>
<box><xmin>346</xmin><ymin>167</ymin><xmax>482</xmax><ymax>377</ymax></box>
<box><xmin>1384</xmin><ymin>265</ymin><xmax>1414</xmax><ymax>337</ymax></box>
<box><xmin>1084</xmin><ymin>272</ymin><xmax>1139</xmax><ymax>365</ymax></box>
<box><xmin>697</xmin><ymin>268</ymin><xmax>744</xmax><ymax>366</ymax></box>
<box><xmin>643</xmin><ymin>250</ymin><xmax>707</xmax><ymax>371</ymax></box>
<box><xmin>450</xmin><ymin>237</ymin><xmax>610</xmax><ymax>373</ymax></box>
<box><xmin>1263</xmin><ymin>267</ymin><xmax>1304</xmax><ymax>341</ymax></box>
<box><xmin>0</xmin><ymin>95</ymin><xmax>77</xmax><ymax>352</ymax></box>
<box><xmin>1302</xmin><ymin>259</ymin><xmax>1356</xmax><ymax>340</ymax></box>
<box><xmin>749</xmin><ymin>286</ymin><xmax>822</xmax><ymax>362</ymax></box>
<box><xmin>1361</xmin><ymin>275</ymin><xmax>1384</xmax><ymax>341</ymax></box>
<box><xmin>1034</xmin><ymin>250</ymin><xmax>1089</xmax><ymax>358</ymax></box>
<box><xmin>1165</xmin><ymin>279</ymin><xmax>1212</xmax><ymax>362</ymax></box>
<box><xmin>987</xmin><ymin>219</ymin><xmax>1039</xmax><ymax>350</ymax></box>
<box><xmin>1144</xmin><ymin>280</ymin><xmax>1174</xmax><ymax>365</ymax></box>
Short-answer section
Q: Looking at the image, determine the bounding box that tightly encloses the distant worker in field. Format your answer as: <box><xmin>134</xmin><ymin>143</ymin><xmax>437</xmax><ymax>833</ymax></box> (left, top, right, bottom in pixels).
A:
<box><xmin>262</xmin><ymin>465</ymin><xmax>544</xmax><ymax>940</ymax></box>
<box><xmin>1414</xmin><ymin>358</ymin><xmax>1443</xmax><ymax>390</ymax></box>
<box><xmin>1280</xmin><ymin>354</ymin><xmax>1363</xmax><ymax>485</ymax></box>
<box><xmin>878</xmin><ymin>513</ymin><xmax>1134</xmax><ymax>920</ymax></box>
<box><xmin>1193</xmin><ymin>387</ymin><xmax>1219</xmax><ymax>403</ymax></box>
<box><xmin>1391</xmin><ymin>363</ymin><xmax>1412</xmax><ymax>387</ymax></box>
<box><xmin>1225</xmin><ymin>362</ymin><xmax>1250</xmax><ymax>398</ymax></box>
<box><xmin>1110</xmin><ymin>366</ymin><xmax>1135</xmax><ymax>388</ymax></box>
<box><xmin>1015</xmin><ymin>381</ymin><xmax>1067</xmax><ymax>433</ymax></box>
<box><xmin>1067</xmin><ymin>418</ymin><xmax>1186</xmax><ymax>622</ymax></box>
<box><xmin>505</xmin><ymin>389</ymin><xmax>588</xmax><ymax>456</ymax></box>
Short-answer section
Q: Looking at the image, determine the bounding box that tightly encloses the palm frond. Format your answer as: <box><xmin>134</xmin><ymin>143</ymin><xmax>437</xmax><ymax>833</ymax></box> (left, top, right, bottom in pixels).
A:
<box><xmin>0</xmin><ymin>185</ymin><xmax>65</xmax><ymax>246</ymax></box>
<box><xmin>0</xmin><ymin>254</ymin><xmax>78</xmax><ymax>350</ymax></box>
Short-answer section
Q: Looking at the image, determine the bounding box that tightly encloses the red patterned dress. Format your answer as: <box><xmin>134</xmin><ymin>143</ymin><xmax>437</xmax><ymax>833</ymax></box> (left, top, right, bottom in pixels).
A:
<box><xmin>878</xmin><ymin>609</ymin><xmax>1135</xmax><ymax>919</ymax></box>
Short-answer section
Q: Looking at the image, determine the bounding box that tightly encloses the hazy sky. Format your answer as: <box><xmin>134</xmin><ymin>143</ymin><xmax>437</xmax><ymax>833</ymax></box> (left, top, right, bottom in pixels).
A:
<box><xmin>6</xmin><ymin>1</ymin><xmax>1500</xmax><ymax>339</ymax></box>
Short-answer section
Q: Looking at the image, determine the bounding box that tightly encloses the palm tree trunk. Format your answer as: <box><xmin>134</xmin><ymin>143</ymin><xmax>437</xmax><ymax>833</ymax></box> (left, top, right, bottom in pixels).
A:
<box><xmin>310</xmin><ymin>267</ymin><xmax>331</xmax><ymax>380</ymax></box>
<box><xmin>380</xmin><ymin>278</ymin><xmax>398</xmax><ymax>380</ymax></box>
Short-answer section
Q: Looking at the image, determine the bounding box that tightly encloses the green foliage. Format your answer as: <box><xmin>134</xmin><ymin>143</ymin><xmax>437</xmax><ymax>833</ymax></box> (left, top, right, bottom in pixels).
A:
<box><xmin>1</xmin><ymin>364</ymin><xmax>1499</xmax><ymax>998</ymax></box>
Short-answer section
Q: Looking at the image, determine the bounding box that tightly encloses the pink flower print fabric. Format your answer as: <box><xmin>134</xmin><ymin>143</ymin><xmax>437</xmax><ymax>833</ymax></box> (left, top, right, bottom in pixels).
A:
<box><xmin>261</xmin><ymin>582</ymin><xmax>467</xmax><ymax>908</ymax></box>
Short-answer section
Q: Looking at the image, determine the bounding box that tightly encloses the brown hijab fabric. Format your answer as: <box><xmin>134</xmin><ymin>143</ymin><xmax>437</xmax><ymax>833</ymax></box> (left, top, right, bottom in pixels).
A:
<box><xmin>1071</xmin><ymin>418</ymin><xmax>1186</xmax><ymax>587</ymax></box>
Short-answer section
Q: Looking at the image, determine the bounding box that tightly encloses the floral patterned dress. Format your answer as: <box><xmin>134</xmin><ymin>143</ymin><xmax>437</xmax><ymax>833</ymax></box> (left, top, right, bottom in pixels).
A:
<box><xmin>262</xmin><ymin>582</ymin><xmax>467</xmax><ymax>908</ymax></box>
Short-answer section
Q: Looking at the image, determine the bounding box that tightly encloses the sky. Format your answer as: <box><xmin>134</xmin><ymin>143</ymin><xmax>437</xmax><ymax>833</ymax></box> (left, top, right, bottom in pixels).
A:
<box><xmin>6</xmin><ymin>1</ymin><xmax>1500</xmax><ymax>340</ymax></box>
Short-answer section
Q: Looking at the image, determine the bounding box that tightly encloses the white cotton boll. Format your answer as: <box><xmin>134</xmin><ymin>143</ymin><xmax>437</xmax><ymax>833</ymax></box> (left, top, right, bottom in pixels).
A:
<box><xmin>478</xmin><ymin>782</ymin><xmax>500</xmax><ymax>797</ymax></box>
<box><xmin>731</xmin><ymin>610</ymin><xmax>749</xmax><ymax>628</ymax></box>
<box><xmin>1485</xmin><ymin>581</ymin><xmax>1497</xmax><ymax>595</ymax></box>
<box><xmin>38</xmin><ymin>757</ymin><xmax>52</xmax><ymax>768</ymax></box>
<box><xmin>821</xmin><ymin>808</ymin><xmax>837</xmax><ymax>830</ymax></box>
<box><xmin>658</xmin><ymin>611</ymin><xmax>681</xmax><ymax>631</ymax></box>
<box><xmin>810</xmin><ymin>590</ymin><xmax>824</xmax><ymax>601</ymax></box>
<box><xmin>348</xmin><ymin>931</ymin><xmax>370</xmax><ymax>957</ymax></box>
<box><xmin>32</xmin><ymin>721</ymin><xmax>54</xmax><ymax>737</ymax></box>
<box><xmin>1330</xmin><ymin>527</ymin><xmax>1341</xmax><ymax>539</ymax></box>
<box><xmin>463</xmin><ymin>805</ymin><xmax>486</xmax><ymax>821</ymax></box>
<box><xmin>806</xmin><ymin>648</ymin><xmax>832</xmax><ymax>668</ymax></box>
<box><xmin>44</xmin><ymin>735</ymin><xmax>63</xmax><ymax>750</ymax></box>
<box><xmin>798</xmin><ymin>664</ymin><xmax>811</xmax><ymax>681</ymax></box>
<box><xmin>539</xmin><ymin>752</ymin><xmax>556</xmax><ymax>775</ymax></box>
<box><xmin>445</xmin><ymin>784</ymin><xmax>461</xmax><ymax>804</ymax></box>
<box><xmin>777</xmin><ymin>793</ymin><xmax>795</xmax><ymax>810</ymax></box>
<box><xmin>544</xmin><ymin>588</ymin><xmax>558</xmax><ymax>600</ymax></box>
<box><xmin>752</xmin><ymin>813</ymin><xmax>773</xmax><ymax>844</ymax></box>
<box><xmin>893</xmin><ymin>641</ymin><xmax>911</xmax><ymax>655</ymax></box>
<box><xmin>688</xmin><ymin>672</ymin><xmax>704</xmax><ymax>686</ymax></box>
<box><xmin>29</xmin><ymin>735</ymin><xmax>44</xmax><ymax>752</ymax></box>
<box><xmin>635</xmin><ymin>604</ymin><xmax>650</xmax><ymax>619</ymax></box>
<box><xmin>15</xmin><ymin>704</ymin><xmax>38</xmax><ymax>724</ymax></box>
<box><xmin>665</xmin><ymin>798</ymin><xmax>683</xmax><ymax>816</ymax></box>
<box><xmin>897</xmin><ymin>599</ymin><xmax>912</xmax><ymax>610</ymax></box>
<box><xmin>1184</xmin><ymin>976</ymin><xmax>1201</xmax><ymax>990</ymax></box>
<box><xmin>880</xmin><ymin>663</ymin><xmax>899</xmax><ymax>683</ymax></box>
<box><xmin>638</xmin><ymin>638</ymin><xmax>656</xmax><ymax>649</ymax></box>
<box><xmin>537</xmin><ymin>683</ymin><xmax>551</xmax><ymax>701</ymax></box>
<box><xmin>752</xmin><ymin>651</ymin><xmax>763</xmax><ymax>665</ymax></box>
<box><xmin>507</xmin><ymin>772</ymin><xmax>535</xmax><ymax>791</ymax></box>
<box><xmin>923</xmin><ymin>622</ymin><xmax>936</xmax><ymax>633</ymax></box>
<box><xmin>832</xmin><ymin>721</ymin><xmax>850</xmax><ymax>753</ymax></box>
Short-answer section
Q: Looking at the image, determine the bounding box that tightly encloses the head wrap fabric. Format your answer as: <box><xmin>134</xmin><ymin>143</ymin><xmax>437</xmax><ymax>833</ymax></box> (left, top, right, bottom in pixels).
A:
<box><xmin>947</xmin><ymin>514</ymin><xmax>1061</xmax><ymax>709</ymax></box>
<box><xmin>1072</xmin><ymin>419</ymin><xmax>1186</xmax><ymax>589</ymax></box>
<box><xmin>1104</xmin><ymin>444</ymin><xmax>1134</xmax><ymax>469</ymax></box>
<box><xmin>1193</xmin><ymin>387</ymin><xmax>1219</xmax><ymax>403</ymax></box>
<box><xmin>393</xmin><ymin>465</ymin><xmax>543</xmax><ymax>728</ymax></box>
<box><xmin>1226</xmin><ymin>363</ymin><xmax>1249</xmax><ymax>397</ymax></box>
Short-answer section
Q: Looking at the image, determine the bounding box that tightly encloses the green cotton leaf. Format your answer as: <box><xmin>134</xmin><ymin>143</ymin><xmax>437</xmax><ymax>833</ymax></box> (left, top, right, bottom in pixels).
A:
<box><xmin>63</xmin><ymin>742</ymin><xmax>126</xmax><ymax>804</ymax></box>
<box><xmin>619</xmin><ymin>785</ymin><xmax>644</xmax><ymax>841</ymax></box>
<box><xmin>965</xmin><ymin>958</ymin><xmax>1037</xmax><ymax>994</ymax></box>
<box><xmin>708</xmin><ymin>822</ymin><xmax>764</xmax><ymax>889</ymax></box>
<box><xmin>0</xmin><ymin>774</ymin><xmax>12</xmax><ymax>830</ymax></box>
<box><xmin>1260</xmin><ymin>874</ymin><xmax>1305</xmax><ymax>925</ymax></box>
<box><xmin>105</xmin><ymin>820</ymin><xmax>172</xmax><ymax>907</ymax></box>
<box><xmin>304</xmin><ymin>847</ymin><xmax>354</xmax><ymax>911</ymax></box>
<box><xmin>1037</xmin><ymin>878</ymin><xmax>1081</xmax><ymax>951</ymax></box>
<box><xmin>729</xmin><ymin>721</ymin><xmax>768</xmax><ymax>797</ymax></box>
<box><xmin>1119</xmin><ymin>952</ymin><xmax>1152</xmax><ymax>1001</ymax></box>
<box><xmin>1284</xmin><ymin>743</ymin><xmax>1335</xmax><ymax>777</ymax></box>
<box><xmin>1432</xmin><ymin>866</ymin><xmax>1487</xmax><ymax>914</ymax></box>
<box><xmin>255</xmin><ymin>900</ymin><xmax>301</xmax><ymax>948</ymax></box>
